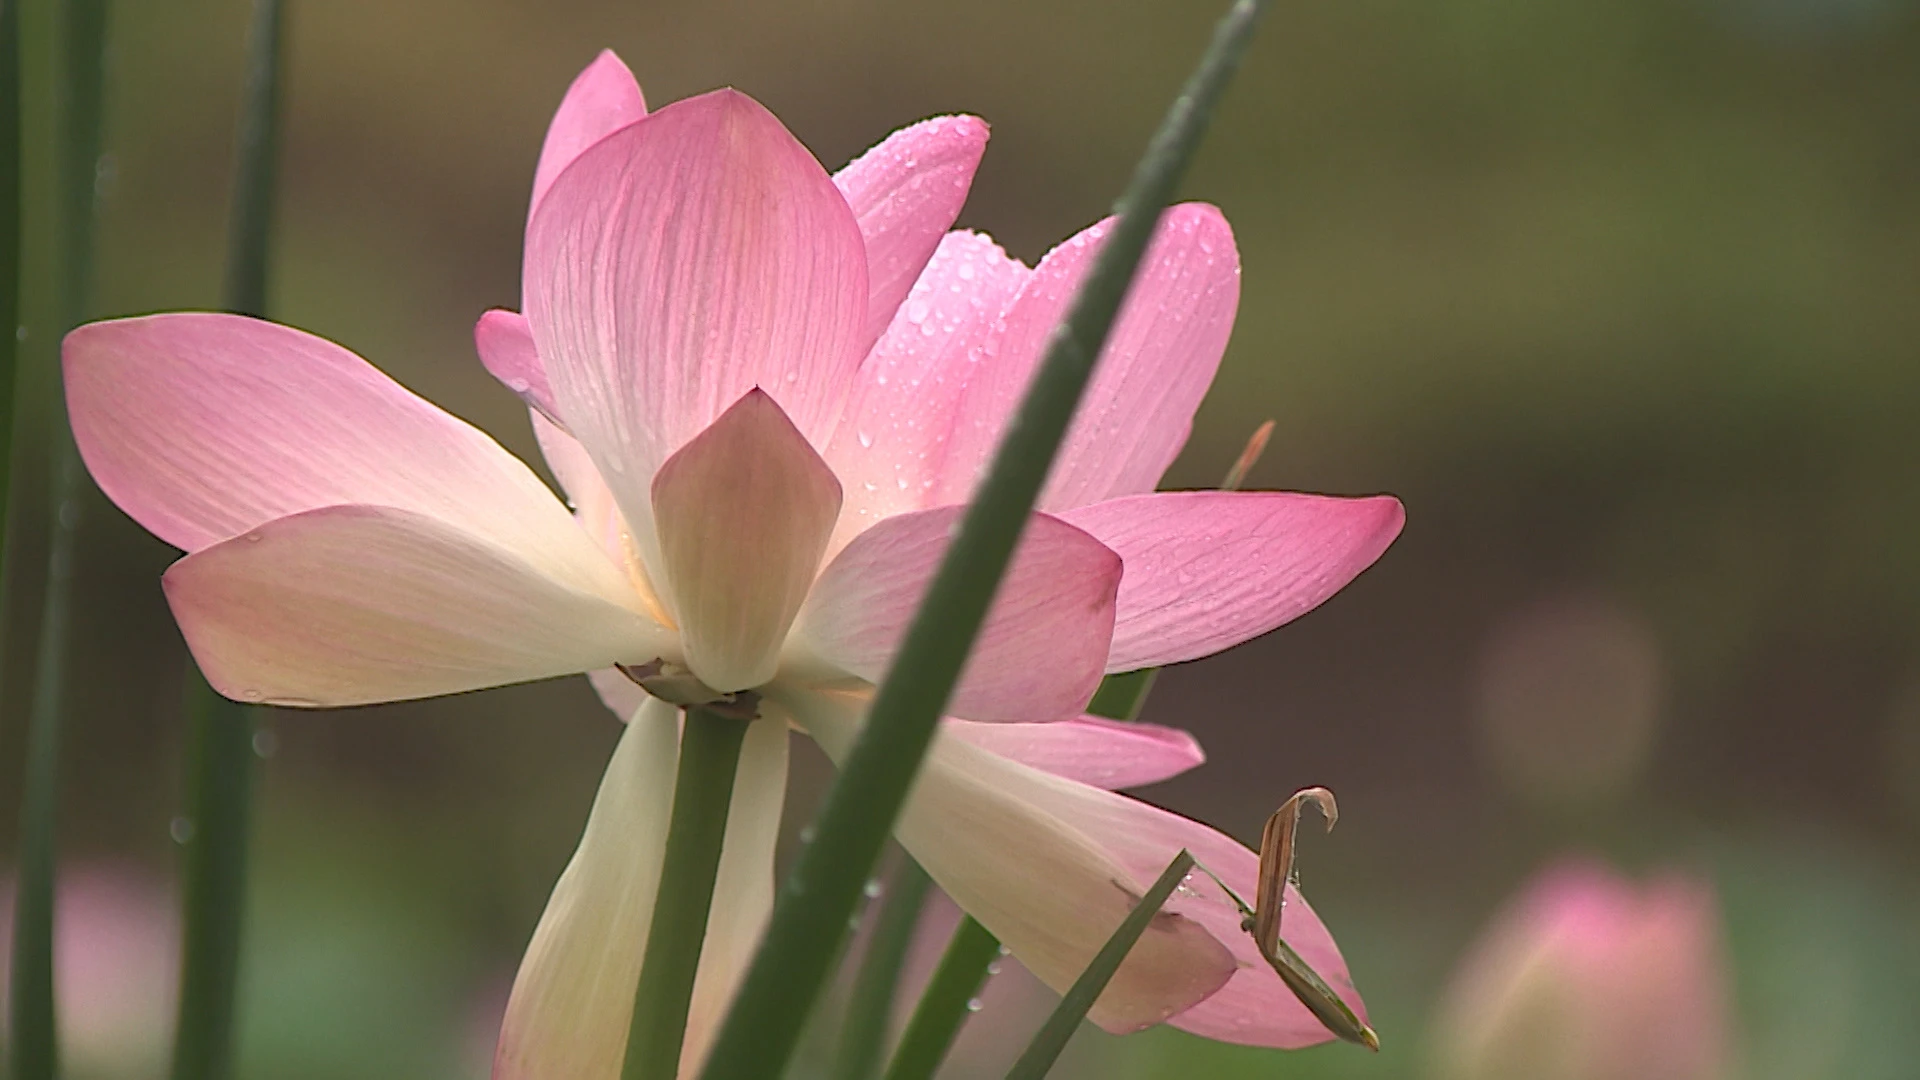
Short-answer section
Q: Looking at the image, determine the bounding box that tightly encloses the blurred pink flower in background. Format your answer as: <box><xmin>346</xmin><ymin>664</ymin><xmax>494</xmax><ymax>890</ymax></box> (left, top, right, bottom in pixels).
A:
<box><xmin>61</xmin><ymin>45</ymin><xmax>1402</xmax><ymax>1078</ymax></box>
<box><xmin>1431</xmin><ymin>859</ymin><xmax>1736</xmax><ymax>1080</ymax></box>
<box><xmin>0</xmin><ymin>863</ymin><xmax>178</xmax><ymax>1077</ymax></box>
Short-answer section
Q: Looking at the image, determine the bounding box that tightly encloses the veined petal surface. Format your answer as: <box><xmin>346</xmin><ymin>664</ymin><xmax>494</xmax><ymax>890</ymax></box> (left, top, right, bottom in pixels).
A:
<box><xmin>823</xmin><ymin>230</ymin><xmax>1029</xmax><ymax>551</ymax></box>
<box><xmin>785</xmin><ymin>690</ymin><xmax>1237</xmax><ymax>1033</ymax></box>
<box><xmin>651</xmin><ymin>390</ymin><xmax>842</xmax><ymax>692</ymax></box>
<box><xmin>1060</xmin><ymin>491</ymin><xmax>1405</xmax><ymax>672</ymax></box>
<box><xmin>63</xmin><ymin>314</ymin><xmax>602</xmax><ymax>581</ymax></box>
<box><xmin>796</xmin><ymin>506</ymin><xmax>1119</xmax><ymax>721</ymax></box>
<box><xmin>940</xmin><ymin>715</ymin><xmax>1204</xmax><ymax>789</ymax></box>
<box><xmin>164</xmin><ymin>505</ymin><xmax>668</xmax><ymax>707</ymax></box>
<box><xmin>525</xmin><ymin>88</ymin><xmax>867</xmax><ymax>546</ymax></box>
<box><xmin>935</xmin><ymin>204</ymin><xmax>1239</xmax><ymax>511</ymax></box>
<box><xmin>529</xmin><ymin>49</ymin><xmax>647</xmax><ymax>218</ymax></box>
<box><xmin>832</xmin><ymin>115</ymin><xmax>989</xmax><ymax>351</ymax></box>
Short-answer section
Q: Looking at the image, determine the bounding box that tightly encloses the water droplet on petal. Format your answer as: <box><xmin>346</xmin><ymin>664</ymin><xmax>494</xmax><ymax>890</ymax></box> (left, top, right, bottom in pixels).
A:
<box><xmin>863</xmin><ymin>879</ymin><xmax>883</xmax><ymax>899</ymax></box>
<box><xmin>857</xmin><ymin>430</ymin><xmax>875</xmax><ymax>449</ymax></box>
<box><xmin>966</xmin><ymin>998</ymin><xmax>984</xmax><ymax>1013</ymax></box>
<box><xmin>170</xmin><ymin>816</ymin><xmax>195</xmax><ymax>844</ymax></box>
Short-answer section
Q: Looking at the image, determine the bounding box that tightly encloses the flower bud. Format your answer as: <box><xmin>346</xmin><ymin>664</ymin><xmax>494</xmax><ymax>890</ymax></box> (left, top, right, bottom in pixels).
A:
<box><xmin>1431</xmin><ymin>860</ymin><xmax>1733</xmax><ymax>1080</ymax></box>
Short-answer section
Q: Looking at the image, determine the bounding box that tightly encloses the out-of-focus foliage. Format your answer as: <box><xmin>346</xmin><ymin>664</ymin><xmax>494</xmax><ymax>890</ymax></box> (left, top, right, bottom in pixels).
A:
<box><xmin>2</xmin><ymin>0</ymin><xmax>1916</xmax><ymax>1075</ymax></box>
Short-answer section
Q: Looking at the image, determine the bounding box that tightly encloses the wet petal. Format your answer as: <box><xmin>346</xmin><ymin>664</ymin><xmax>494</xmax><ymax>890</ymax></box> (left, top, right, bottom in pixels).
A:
<box><xmin>796</xmin><ymin>506</ymin><xmax>1118</xmax><ymax>721</ymax></box>
<box><xmin>833</xmin><ymin>116</ymin><xmax>989</xmax><ymax>351</ymax></box>
<box><xmin>1060</xmin><ymin>491</ymin><xmax>1405</xmax><ymax>672</ymax></box>
<box><xmin>935</xmin><ymin>204</ymin><xmax>1239</xmax><ymax>510</ymax></box>
<box><xmin>165</xmin><ymin>505</ymin><xmax>668</xmax><ymax>707</ymax></box>
<box><xmin>823</xmin><ymin>230</ymin><xmax>1029</xmax><ymax>550</ymax></box>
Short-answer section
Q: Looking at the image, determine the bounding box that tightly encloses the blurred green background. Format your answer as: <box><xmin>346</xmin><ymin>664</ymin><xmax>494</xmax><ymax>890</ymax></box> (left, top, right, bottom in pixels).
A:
<box><xmin>4</xmin><ymin>0</ymin><xmax>1919</xmax><ymax>1075</ymax></box>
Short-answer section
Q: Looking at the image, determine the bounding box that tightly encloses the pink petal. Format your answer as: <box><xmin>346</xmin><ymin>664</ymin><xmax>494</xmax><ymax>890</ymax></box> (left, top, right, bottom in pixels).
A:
<box><xmin>474</xmin><ymin>310</ymin><xmax>561</xmax><ymax>425</ymax></box>
<box><xmin>165</xmin><ymin>505</ymin><xmax>671</xmax><ymax>707</ymax></box>
<box><xmin>495</xmin><ymin>703</ymin><xmax>788</xmax><ymax>1079</ymax></box>
<box><xmin>525</xmin><ymin>88</ymin><xmax>867</xmax><ymax>548</ymax></box>
<box><xmin>528</xmin><ymin>49</ymin><xmax>647</xmax><ymax>219</ymax></box>
<box><xmin>796</xmin><ymin>506</ymin><xmax>1119</xmax><ymax>721</ymax></box>
<box><xmin>934</xmin><ymin>204</ymin><xmax>1240</xmax><ymax>511</ymax></box>
<box><xmin>1061</xmin><ymin>491</ymin><xmax>1405</xmax><ymax>672</ymax></box>
<box><xmin>832</xmin><ymin>116</ymin><xmax>989</xmax><ymax>351</ymax></box>
<box><xmin>651</xmin><ymin>390</ymin><xmax>842</xmax><ymax>692</ymax></box>
<box><xmin>63</xmin><ymin>314</ymin><xmax>603</xmax><ymax>574</ymax></box>
<box><xmin>785</xmin><ymin>689</ymin><xmax>1238</xmax><ymax>1034</ymax></box>
<box><xmin>822</xmin><ymin>230</ymin><xmax>1029</xmax><ymax>551</ymax></box>
<box><xmin>940</xmin><ymin>715</ymin><xmax>1203</xmax><ymax>788</ymax></box>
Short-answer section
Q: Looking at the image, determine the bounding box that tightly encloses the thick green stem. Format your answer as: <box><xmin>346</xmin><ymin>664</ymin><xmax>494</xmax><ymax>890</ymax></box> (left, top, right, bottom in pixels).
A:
<box><xmin>620</xmin><ymin>707</ymin><xmax>752</xmax><ymax>1080</ymax></box>
<box><xmin>835</xmin><ymin>857</ymin><xmax>934</xmax><ymax>1080</ymax></box>
<box><xmin>8</xmin><ymin>1</ymin><xmax>110</xmax><ymax>1077</ymax></box>
<box><xmin>167</xmin><ymin>6</ymin><xmax>285</xmax><ymax>1077</ymax></box>
<box><xmin>878</xmin><ymin>917</ymin><xmax>1000</xmax><ymax>1080</ymax></box>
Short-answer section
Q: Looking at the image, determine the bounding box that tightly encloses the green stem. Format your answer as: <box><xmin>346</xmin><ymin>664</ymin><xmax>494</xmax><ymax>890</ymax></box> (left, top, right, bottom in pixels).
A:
<box><xmin>0</xmin><ymin>0</ymin><xmax>21</xmax><ymax>532</ymax></box>
<box><xmin>8</xmin><ymin>1</ymin><xmax>110</xmax><ymax>1077</ymax></box>
<box><xmin>1004</xmin><ymin>851</ymin><xmax>1196</xmax><ymax>1080</ymax></box>
<box><xmin>697</xmin><ymin>4</ymin><xmax>1271</xmax><ymax>1075</ymax></box>
<box><xmin>168</xmin><ymin>679</ymin><xmax>258</xmax><ymax>1080</ymax></box>
<box><xmin>878</xmin><ymin>917</ymin><xmax>1001</xmax><ymax>1080</ymax></box>
<box><xmin>620</xmin><ymin>707</ymin><xmax>752</xmax><ymax>1080</ymax></box>
<box><xmin>168</xmin><ymin>6</ymin><xmax>285</xmax><ymax>1077</ymax></box>
<box><xmin>835</xmin><ymin>856</ymin><xmax>934</xmax><ymax>1080</ymax></box>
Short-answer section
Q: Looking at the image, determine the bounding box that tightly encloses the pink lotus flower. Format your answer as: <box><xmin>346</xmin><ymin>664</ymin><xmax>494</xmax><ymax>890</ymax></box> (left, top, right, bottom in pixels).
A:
<box><xmin>1431</xmin><ymin>860</ymin><xmax>1735</xmax><ymax>1080</ymax></box>
<box><xmin>62</xmin><ymin>50</ymin><xmax>1402</xmax><ymax>1078</ymax></box>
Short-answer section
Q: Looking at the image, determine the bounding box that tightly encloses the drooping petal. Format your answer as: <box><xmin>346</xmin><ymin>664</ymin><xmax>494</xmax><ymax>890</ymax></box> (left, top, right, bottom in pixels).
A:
<box><xmin>832</xmin><ymin>116</ymin><xmax>989</xmax><ymax>351</ymax></box>
<box><xmin>941</xmin><ymin>715</ymin><xmax>1204</xmax><ymax>789</ymax></box>
<box><xmin>795</xmin><ymin>506</ymin><xmax>1119</xmax><ymax>721</ymax></box>
<box><xmin>934</xmin><ymin>204</ymin><xmax>1240</xmax><ymax>511</ymax></box>
<box><xmin>822</xmin><ymin>230</ymin><xmax>1029</xmax><ymax>551</ymax></box>
<box><xmin>526</xmin><ymin>88</ymin><xmax>867</xmax><ymax>550</ymax></box>
<box><xmin>652</xmin><ymin>390</ymin><xmax>842</xmax><ymax>692</ymax></box>
<box><xmin>63</xmin><ymin>314</ymin><xmax>608</xmax><ymax>577</ymax></box>
<box><xmin>494</xmin><ymin>702</ymin><xmax>676</xmax><ymax>1080</ymax></box>
<box><xmin>682</xmin><ymin>717</ymin><xmax>788</xmax><ymax>1074</ymax></box>
<box><xmin>474</xmin><ymin>309</ymin><xmax>561</xmax><ymax>424</ymax></box>
<box><xmin>1060</xmin><ymin>491</ymin><xmax>1406</xmax><ymax>672</ymax></box>
<box><xmin>784</xmin><ymin>689</ymin><xmax>1238</xmax><ymax>1033</ymax></box>
<box><xmin>529</xmin><ymin>49</ymin><xmax>648</xmax><ymax>218</ymax></box>
<box><xmin>164</xmin><ymin>505</ymin><xmax>670</xmax><ymax>707</ymax></box>
<box><xmin>494</xmin><ymin>705</ymin><xmax>789</xmax><ymax>1080</ymax></box>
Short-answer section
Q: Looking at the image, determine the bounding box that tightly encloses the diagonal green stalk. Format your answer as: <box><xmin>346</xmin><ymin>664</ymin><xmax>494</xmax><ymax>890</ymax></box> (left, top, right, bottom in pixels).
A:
<box><xmin>8</xmin><ymin>1</ymin><xmax>111</xmax><ymax>1077</ymax></box>
<box><xmin>168</xmin><ymin>5</ymin><xmax>286</xmax><ymax>1077</ymax></box>
<box><xmin>878</xmin><ymin>916</ymin><xmax>1001</xmax><ymax>1080</ymax></box>
<box><xmin>620</xmin><ymin>707</ymin><xmax>752</xmax><ymax>1080</ymax></box>
<box><xmin>698</xmin><ymin>4</ymin><xmax>1272</xmax><ymax>1075</ymax></box>
<box><xmin>834</xmin><ymin>855</ymin><xmax>935</xmax><ymax>1080</ymax></box>
<box><xmin>1004</xmin><ymin>851</ymin><xmax>1196</xmax><ymax>1080</ymax></box>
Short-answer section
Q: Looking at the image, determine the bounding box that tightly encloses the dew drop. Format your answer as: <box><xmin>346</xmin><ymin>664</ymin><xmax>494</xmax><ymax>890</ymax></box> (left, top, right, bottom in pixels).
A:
<box><xmin>985</xmin><ymin>960</ymin><xmax>1002</xmax><ymax>975</ymax></box>
<box><xmin>965</xmin><ymin>998</ymin><xmax>984</xmax><ymax>1013</ymax></box>
<box><xmin>799</xmin><ymin>825</ymin><xmax>818</xmax><ymax>844</ymax></box>
<box><xmin>957</xmin><ymin>261</ymin><xmax>976</xmax><ymax>281</ymax></box>
<box><xmin>905</xmin><ymin>299</ymin><xmax>931</xmax><ymax>324</ymax></box>
<box><xmin>857</xmin><ymin>430</ymin><xmax>875</xmax><ymax>449</ymax></box>
<box><xmin>169</xmin><ymin>816</ymin><xmax>195</xmax><ymax>844</ymax></box>
<box><xmin>863</xmin><ymin>879</ymin><xmax>884</xmax><ymax>899</ymax></box>
<box><xmin>505</xmin><ymin>377</ymin><xmax>531</xmax><ymax>393</ymax></box>
<box><xmin>251</xmin><ymin>728</ymin><xmax>279</xmax><ymax>759</ymax></box>
<box><xmin>245</xmin><ymin>532</ymin><xmax>263</xmax><ymax>543</ymax></box>
<box><xmin>240</xmin><ymin>689</ymin><xmax>266</xmax><ymax>703</ymax></box>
